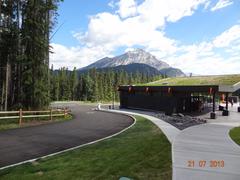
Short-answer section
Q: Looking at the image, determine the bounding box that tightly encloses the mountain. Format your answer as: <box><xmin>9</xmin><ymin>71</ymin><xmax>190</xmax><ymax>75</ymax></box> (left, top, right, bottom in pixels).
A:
<box><xmin>80</xmin><ymin>49</ymin><xmax>185</xmax><ymax>77</ymax></box>
<box><xmin>79</xmin><ymin>63</ymin><xmax>160</xmax><ymax>76</ymax></box>
<box><xmin>159</xmin><ymin>67</ymin><xmax>186</xmax><ymax>77</ymax></box>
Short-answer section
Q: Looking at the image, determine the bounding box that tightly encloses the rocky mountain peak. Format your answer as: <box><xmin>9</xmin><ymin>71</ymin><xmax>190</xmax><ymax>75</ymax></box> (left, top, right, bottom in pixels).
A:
<box><xmin>80</xmin><ymin>49</ymin><xmax>185</xmax><ymax>77</ymax></box>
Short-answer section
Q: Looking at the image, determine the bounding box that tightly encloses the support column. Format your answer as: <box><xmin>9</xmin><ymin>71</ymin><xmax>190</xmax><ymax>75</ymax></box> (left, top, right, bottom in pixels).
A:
<box><xmin>213</xmin><ymin>92</ymin><xmax>215</xmax><ymax>112</ymax></box>
<box><xmin>223</xmin><ymin>92</ymin><xmax>229</xmax><ymax>116</ymax></box>
<box><xmin>210</xmin><ymin>92</ymin><xmax>216</xmax><ymax>119</ymax></box>
<box><xmin>226</xmin><ymin>92</ymin><xmax>229</xmax><ymax>111</ymax></box>
<box><xmin>238</xmin><ymin>96</ymin><xmax>240</xmax><ymax>112</ymax></box>
<box><xmin>238</xmin><ymin>104</ymin><xmax>240</xmax><ymax>112</ymax></box>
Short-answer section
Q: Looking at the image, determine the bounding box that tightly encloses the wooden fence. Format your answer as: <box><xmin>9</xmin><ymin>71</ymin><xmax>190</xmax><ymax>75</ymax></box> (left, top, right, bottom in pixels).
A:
<box><xmin>0</xmin><ymin>108</ymin><xmax>70</xmax><ymax>125</ymax></box>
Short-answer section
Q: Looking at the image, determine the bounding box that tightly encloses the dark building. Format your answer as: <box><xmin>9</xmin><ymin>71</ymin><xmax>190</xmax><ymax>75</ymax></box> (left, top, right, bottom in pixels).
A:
<box><xmin>118</xmin><ymin>82</ymin><xmax>240</xmax><ymax>118</ymax></box>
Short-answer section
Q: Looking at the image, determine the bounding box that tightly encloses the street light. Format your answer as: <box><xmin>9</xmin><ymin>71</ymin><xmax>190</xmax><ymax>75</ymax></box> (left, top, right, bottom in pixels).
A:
<box><xmin>112</xmin><ymin>80</ymin><xmax>115</xmax><ymax>109</ymax></box>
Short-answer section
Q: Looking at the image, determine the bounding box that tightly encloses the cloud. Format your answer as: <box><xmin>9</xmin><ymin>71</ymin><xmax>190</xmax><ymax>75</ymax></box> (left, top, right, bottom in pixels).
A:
<box><xmin>171</xmin><ymin>55</ymin><xmax>240</xmax><ymax>75</ymax></box>
<box><xmin>108</xmin><ymin>0</ymin><xmax>116</xmax><ymax>8</ymax></box>
<box><xmin>76</xmin><ymin>12</ymin><xmax>178</xmax><ymax>54</ymax></box>
<box><xmin>74</xmin><ymin>0</ymin><xmax>208</xmax><ymax>59</ymax></box>
<box><xmin>50</xmin><ymin>0</ymin><xmax>240</xmax><ymax>75</ymax></box>
<box><xmin>50</xmin><ymin>43</ymin><xmax>113</xmax><ymax>69</ymax></box>
<box><xmin>137</xmin><ymin>0</ymin><xmax>208</xmax><ymax>27</ymax></box>
<box><xmin>211</xmin><ymin>0</ymin><xmax>233</xmax><ymax>11</ymax></box>
<box><xmin>164</xmin><ymin>24</ymin><xmax>240</xmax><ymax>75</ymax></box>
<box><xmin>117</xmin><ymin>0</ymin><xmax>138</xmax><ymax>18</ymax></box>
<box><xmin>213</xmin><ymin>24</ymin><xmax>240</xmax><ymax>47</ymax></box>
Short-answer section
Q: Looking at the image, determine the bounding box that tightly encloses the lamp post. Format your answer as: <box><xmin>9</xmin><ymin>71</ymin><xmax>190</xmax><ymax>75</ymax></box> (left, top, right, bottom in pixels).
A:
<box><xmin>112</xmin><ymin>81</ymin><xmax>115</xmax><ymax>109</ymax></box>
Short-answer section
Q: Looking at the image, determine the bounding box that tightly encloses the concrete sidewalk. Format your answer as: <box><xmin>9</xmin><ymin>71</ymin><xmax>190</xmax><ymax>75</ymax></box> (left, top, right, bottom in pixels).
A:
<box><xmin>108</xmin><ymin>108</ymin><xmax>240</xmax><ymax>180</ymax></box>
<box><xmin>173</xmin><ymin>109</ymin><xmax>240</xmax><ymax>180</ymax></box>
<box><xmin>173</xmin><ymin>123</ymin><xmax>240</xmax><ymax>180</ymax></box>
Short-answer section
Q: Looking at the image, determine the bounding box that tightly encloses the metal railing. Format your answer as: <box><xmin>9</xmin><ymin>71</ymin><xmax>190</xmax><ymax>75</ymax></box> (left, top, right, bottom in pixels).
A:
<box><xmin>0</xmin><ymin>108</ymin><xmax>70</xmax><ymax>125</ymax></box>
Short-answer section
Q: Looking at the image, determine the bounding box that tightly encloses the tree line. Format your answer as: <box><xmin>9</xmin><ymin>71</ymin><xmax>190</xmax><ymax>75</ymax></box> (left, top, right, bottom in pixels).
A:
<box><xmin>0</xmin><ymin>0</ymin><xmax>161</xmax><ymax>110</ymax></box>
<box><xmin>50</xmin><ymin>67</ymin><xmax>160</xmax><ymax>103</ymax></box>
<box><xmin>0</xmin><ymin>0</ymin><xmax>62</xmax><ymax>110</ymax></box>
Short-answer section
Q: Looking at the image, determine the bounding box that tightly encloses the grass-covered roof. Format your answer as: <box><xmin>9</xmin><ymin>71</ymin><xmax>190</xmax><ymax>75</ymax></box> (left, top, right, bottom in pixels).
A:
<box><xmin>141</xmin><ymin>74</ymin><xmax>240</xmax><ymax>86</ymax></box>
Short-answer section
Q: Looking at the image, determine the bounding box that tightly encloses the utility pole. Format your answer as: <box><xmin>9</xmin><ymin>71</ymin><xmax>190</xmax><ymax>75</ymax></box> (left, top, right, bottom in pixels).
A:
<box><xmin>4</xmin><ymin>62</ymin><xmax>9</xmax><ymax>111</ymax></box>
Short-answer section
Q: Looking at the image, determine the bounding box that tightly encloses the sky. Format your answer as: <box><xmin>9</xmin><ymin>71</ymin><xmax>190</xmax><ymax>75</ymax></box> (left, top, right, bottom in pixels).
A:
<box><xmin>50</xmin><ymin>0</ymin><xmax>240</xmax><ymax>75</ymax></box>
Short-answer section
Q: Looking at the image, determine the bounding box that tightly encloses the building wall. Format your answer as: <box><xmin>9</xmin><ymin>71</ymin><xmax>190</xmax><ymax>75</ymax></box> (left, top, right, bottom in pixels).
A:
<box><xmin>119</xmin><ymin>91</ymin><xmax>192</xmax><ymax>114</ymax></box>
<box><xmin>119</xmin><ymin>85</ymin><xmax>219</xmax><ymax>114</ymax></box>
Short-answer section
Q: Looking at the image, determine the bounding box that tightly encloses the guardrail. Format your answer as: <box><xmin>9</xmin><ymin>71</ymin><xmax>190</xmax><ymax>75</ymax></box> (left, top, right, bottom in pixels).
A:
<box><xmin>0</xmin><ymin>108</ymin><xmax>70</xmax><ymax>125</ymax></box>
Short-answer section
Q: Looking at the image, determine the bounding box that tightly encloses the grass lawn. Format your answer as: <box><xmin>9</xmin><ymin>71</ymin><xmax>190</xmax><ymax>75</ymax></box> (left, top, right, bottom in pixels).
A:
<box><xmin>229</xmin><ymin>126</ymin><xmax>240</xmax><ymax>145</ymax></box>
<box><xmin>0</xmin><ymin>116</ymin><xmax>172</xmax><ymax>180</ymax></box>
<box><xmin>141</xmin><ymin>74</ymin><xmax>240</xmax><ymax>86</ymax></box>
<box><xmin>0</xmin><ymin>114</ymin><xmax>72</xmax><ymax>131</ymax></box>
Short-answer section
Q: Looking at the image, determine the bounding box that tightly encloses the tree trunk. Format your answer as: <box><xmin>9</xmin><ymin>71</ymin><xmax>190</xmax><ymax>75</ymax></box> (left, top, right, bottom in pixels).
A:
<box><xmin>4</xmin><ymin>62</ymin><xmax>10</xmax><ymax>111</ymax></box>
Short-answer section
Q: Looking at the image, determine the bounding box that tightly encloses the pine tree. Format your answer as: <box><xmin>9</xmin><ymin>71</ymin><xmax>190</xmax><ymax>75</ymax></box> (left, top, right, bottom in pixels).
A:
<box><xmin>92</xmin><ymin>70</ymin><xmax>99</xmax><ymax>102</ymax></box>
<box><xmin>0</xmin><ymin>0</ymin><xmax>63</xmax><ymax>110</ymax></box>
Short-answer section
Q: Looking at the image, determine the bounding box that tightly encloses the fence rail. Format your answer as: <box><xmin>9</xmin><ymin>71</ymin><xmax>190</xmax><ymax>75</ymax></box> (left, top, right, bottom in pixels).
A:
<box><xmin>0</xmin><ymin>108</ymin><xmax>70</xmax><ymax>125</ymax></box>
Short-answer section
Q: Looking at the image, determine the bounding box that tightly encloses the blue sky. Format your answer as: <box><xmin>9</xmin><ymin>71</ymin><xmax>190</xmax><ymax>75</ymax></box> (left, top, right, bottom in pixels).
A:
<box><xmin>51</xmin><ymin>0</ymin><xmax>114</xmax><ymax>46</ymax></box>
<box><xmin>50</xmin><ymin>0</ymin><xmax>240</xmax><ymax>75</ymax></box>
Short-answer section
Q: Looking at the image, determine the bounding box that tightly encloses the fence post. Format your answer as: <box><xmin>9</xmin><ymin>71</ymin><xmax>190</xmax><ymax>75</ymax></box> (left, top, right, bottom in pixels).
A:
<box><xmin>19</xmin><ymin>108</ymin><xmax>22</xmax><ymax>125</ymax></box>
<box><xmin>50</xmin><ymin>109</ymin><xmax>53</xmax><ymax>121</ymax></box>
<box><xmin>64</xmin><ymin>108</ymin><xmax>67</xmax><ymax>118</ymax></box>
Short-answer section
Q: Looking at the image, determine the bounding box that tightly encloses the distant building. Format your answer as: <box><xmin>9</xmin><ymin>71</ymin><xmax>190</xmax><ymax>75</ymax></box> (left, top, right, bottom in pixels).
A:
<box><xmin>118</xmin><ymin>75</ymin><xmax>240</xmax><ymax>118</ymax></box>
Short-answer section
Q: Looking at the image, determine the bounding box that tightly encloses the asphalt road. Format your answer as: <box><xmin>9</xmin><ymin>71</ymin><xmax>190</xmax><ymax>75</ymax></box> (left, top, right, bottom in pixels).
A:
<box><xmin>0</xmin><ymin>103</ymin><xmax>134</xmax><ymax>168</ymax></box>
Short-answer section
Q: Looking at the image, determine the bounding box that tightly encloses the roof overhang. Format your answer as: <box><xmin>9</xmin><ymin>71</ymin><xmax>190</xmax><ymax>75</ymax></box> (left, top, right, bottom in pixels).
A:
<box><xmin>119</xmin><ymin>80</ymin><xmax>240</xmax><ymax>93</ymax></box>
<box><xmin>119</xmin><ymin>85</ymin><xmax>219</xmax><ymax>93</ymax></box>
<box><xmin>219</xmin><ymin>82</ymin><xmax>240</xmax><ymax>93</ymax></box>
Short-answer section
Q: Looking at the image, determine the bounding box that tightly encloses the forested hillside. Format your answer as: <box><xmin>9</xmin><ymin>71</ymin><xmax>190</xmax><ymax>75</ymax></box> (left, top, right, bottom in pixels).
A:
<box><xmin>0</xmin><ymin>0</ymin><xmax>62</xmax><ymax>110</ymax></box>
<box><xmin>50</xmin><ymin>67</ymin><xmax>161</xmax><ymax>102</ymax></box>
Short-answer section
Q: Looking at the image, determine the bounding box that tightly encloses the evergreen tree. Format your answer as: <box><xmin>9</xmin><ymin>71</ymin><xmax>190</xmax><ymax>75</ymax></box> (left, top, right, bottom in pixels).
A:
<box><xmin>49</xmin><ymin>67</ymin><xmax>162</xmax><ymax>102</ymax></box>
<box><xmin>0</xmin><ymin>0</ymin><xmax>63</xmax><ymax>110</ymax></box>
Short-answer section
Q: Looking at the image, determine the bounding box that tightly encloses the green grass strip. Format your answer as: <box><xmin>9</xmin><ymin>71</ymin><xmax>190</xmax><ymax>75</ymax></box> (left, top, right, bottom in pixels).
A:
<box><xmin>0</xmin><ymin>114</ymin><xmax>72</xmax><ymax>131</ymax></box>
<box><xmin>229</xmin><ymin>126</ymin><xmax>240</xmax><ymax>145</ymax></box>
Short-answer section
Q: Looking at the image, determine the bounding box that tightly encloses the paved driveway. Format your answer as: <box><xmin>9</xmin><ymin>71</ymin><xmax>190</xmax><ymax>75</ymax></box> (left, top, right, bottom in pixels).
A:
<box><xmin>0</xmin><ymin>103</ymin><xmax>133</xmax><ymax>168</ymax></box>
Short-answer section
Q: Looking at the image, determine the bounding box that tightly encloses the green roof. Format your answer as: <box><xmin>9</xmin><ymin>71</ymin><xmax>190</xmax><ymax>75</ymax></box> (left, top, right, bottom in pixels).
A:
<box><xmin>142</xmin><ymin>74</ymin><xmax>240</xmax><ymax>86</ymax></box>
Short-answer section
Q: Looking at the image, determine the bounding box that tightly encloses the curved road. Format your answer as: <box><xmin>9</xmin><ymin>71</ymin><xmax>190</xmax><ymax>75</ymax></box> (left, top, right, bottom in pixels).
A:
<box><xmin>0</xmin><ymin>103</ymin><xmax>134</xmax><ymax>168</ymax></box>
